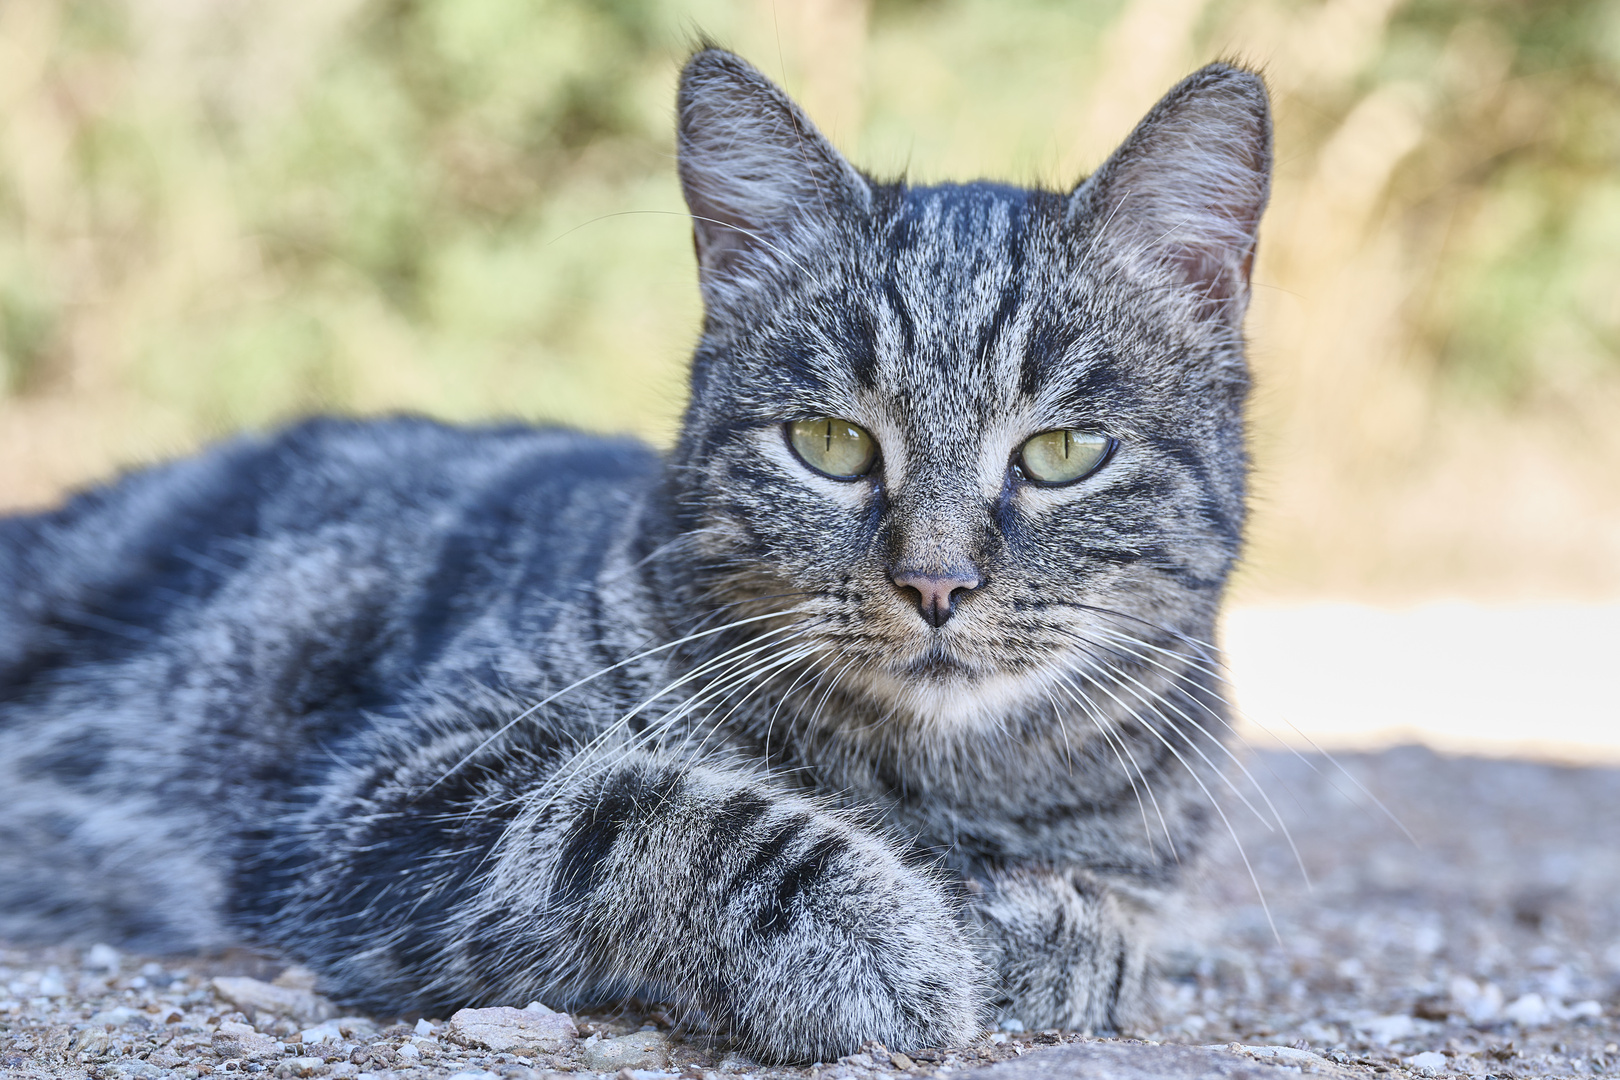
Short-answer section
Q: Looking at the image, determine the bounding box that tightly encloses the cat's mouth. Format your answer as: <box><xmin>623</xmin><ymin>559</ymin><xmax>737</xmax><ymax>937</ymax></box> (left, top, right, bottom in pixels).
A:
<box><xmin>899</xmin><ymin>645</ymin><xmax>972</xmax><ymax>681</ymax></box>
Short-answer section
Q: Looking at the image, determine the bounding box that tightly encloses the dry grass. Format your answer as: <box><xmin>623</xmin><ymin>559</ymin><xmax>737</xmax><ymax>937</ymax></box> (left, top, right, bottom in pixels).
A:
<box><xmin>2</xmin><ymin>0</ymin><xmax>1617</xmax><ymax>602</ymax></box>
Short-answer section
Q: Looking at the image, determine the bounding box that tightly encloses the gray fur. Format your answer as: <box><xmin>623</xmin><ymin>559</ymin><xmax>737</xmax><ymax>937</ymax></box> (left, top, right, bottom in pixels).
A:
<box><xmin>0</xmin><ymin>51</ymin><xmax>1270</xmax><ymax>1063</ymax></box>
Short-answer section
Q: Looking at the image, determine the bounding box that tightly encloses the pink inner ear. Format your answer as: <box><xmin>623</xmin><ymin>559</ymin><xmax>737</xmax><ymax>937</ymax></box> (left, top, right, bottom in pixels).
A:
<box><xmin>1166</xmin><ymin>233</ymin><xmax>1257</xmax><ymax>313</ymax></box>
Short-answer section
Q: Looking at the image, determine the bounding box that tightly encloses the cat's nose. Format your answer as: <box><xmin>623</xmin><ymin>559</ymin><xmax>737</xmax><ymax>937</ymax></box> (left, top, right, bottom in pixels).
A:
<box><xmin>890</xmin><ymin>568</ymin><xmax>981</xmax><ymax>628</ymax></box>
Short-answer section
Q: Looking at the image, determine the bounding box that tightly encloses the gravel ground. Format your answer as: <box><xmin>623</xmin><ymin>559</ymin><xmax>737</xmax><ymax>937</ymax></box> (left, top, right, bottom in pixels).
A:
<box><xmin>3</xmin><ymin>745</ymin><xmax>1616</xmax><ymax>1080</ymax></box>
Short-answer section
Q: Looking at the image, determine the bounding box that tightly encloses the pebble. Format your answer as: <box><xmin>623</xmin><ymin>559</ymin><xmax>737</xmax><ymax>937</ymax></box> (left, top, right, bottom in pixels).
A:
<box><xmin>274</xmin><ymin>966</ymin><xmax>320</xmax><ymax>990</ymax></box>
<box><xmin>300</xmin><ymin>1016</ymin><xmax>378</xmax><ymax>1044</ymax></box>
<box><xmin>449</xmin><ymin>1002</ymin><xmax>579</xmax><ymax>1053</ymax></box>
<box><xmin>102</xmin><ymin>1063</ymin><xmax>163</xmax><ymax>1079</ymax></box>
<box><xmin>1405</xmin><ymin>1050</ymin><xmax>1447</xmax><ymax>1072</ymax></box>
<box><xmin>274</xmin><ymin>1057</ymin><xmax>327</xmax><ymax>1078</ymax></box>
<box><xmin>1504</xmin><ymin>992</ymin><xmax>1553</xmax><ymax>1026</ymax></box>
<box><xmin>1233</xmin><ymin>1045</ymin><xmax>1321</xmax><ymax>1063</ymax></box>
<box><xmin>87</xmin><ymin>943</ymin><xmax>122</xmax><ymax>974</ymax></box>
<box><xmin>212</xmin><ymin>1020</ymin><xmax>280</xmax><ymax>1059</ymax></box>
<box><xmin>581</xmin><ymin>1030</ymin><xmax>673</xmax><ymax>1071</ymax></box>
<box><xmin>1449</xmin><ymin>976</ymin><xmax>1504</xmax><ymax>1024</ymax></box>
<box><xmin>1353</xmin><ymin>1013</ymin><xmax>1416</xmax><ymax>1045</ymax></box>
<box><xmin>89</xmin><ymin>1005</ymin><xmax>146</xmax><ymax>1026</ymax></box>
<box><xmin>214</xmin><ymin>975</ymin><xmax>336</xmax><ymax>1022</ymax></box>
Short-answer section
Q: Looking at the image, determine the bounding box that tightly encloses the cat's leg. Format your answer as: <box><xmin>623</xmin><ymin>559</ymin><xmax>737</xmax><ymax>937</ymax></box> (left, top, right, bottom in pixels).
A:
<box><xmin>964</xmin><ymin>867</ymin><xmax>1151</xmax><ymax>1034</ymax></box>
<box><xmin>279</xmin><ymin>750</ymin><xmax>986</xmax><ymax>1063</ymax></box>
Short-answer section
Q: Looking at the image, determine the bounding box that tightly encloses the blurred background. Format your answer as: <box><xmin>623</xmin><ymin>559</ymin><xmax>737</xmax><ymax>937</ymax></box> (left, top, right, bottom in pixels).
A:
<box><xmin>1</xmin><ymin>0</ymin><xmax>1617</xmax><ymax>760</ymax></box>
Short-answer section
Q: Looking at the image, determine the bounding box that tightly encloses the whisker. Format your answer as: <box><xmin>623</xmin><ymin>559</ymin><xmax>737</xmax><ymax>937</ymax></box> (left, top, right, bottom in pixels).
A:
<box><xmin>1069</xmin><ymin>661</ymin><xmax>1281</xmax><ymax>943</ymax></box>
<box><xmin>547</xmin><ymin>627</ymin><xmax>814</xmax><ymax>782</ymax></box>
<box><xmin>425</xmin><ymin>609</ymin><xmax>805</xmax><ymax>791</ymax></box>
<box><xmin>1039</xmin><ymin>688</ymin><xmax>1077</xmax><ymax>775</ymax></box>
<box><xmin>1051</xmin><ymin>671</ymin><xmax>1178</xmax><ymax>861</ymax></box>
<box><xmin>1088</xmin><ymin>619</ymin><xmax>1416</xmax><ymax>847</ymax></box>
<box><xmin>1091</xmin><ymin>627</ymin><xmax>1312</xmax><ymax>887</ymax></box>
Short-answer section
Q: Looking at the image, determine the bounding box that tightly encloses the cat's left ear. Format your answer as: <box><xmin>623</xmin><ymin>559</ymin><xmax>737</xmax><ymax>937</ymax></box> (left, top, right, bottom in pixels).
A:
<box><xmin>1069</xmin><ymin>63</ymin><xmax>1272</xmax><ymax>326</ymax></box>
<box><xmin>678</xmin><ymin>48</ymin><xmax>871</xmax><ymax>295</ymax></box>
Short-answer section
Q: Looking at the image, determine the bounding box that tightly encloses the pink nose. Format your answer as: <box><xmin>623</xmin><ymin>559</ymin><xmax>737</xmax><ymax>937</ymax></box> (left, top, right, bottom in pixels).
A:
<box><xmin>891</xmin><ymin>570</ymin><xmax>982</xmax><ymax>628</ymax></box>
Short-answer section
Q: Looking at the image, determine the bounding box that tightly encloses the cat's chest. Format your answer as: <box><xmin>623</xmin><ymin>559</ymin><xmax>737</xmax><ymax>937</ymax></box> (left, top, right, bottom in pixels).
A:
<box><xmin>793</xmin><ymin>745</ymin><xmax>1149</xmax><ymax>868</ymax></box>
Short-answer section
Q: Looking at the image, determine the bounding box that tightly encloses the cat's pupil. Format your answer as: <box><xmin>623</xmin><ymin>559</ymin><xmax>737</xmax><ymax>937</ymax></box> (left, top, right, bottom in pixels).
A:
<box><xmin>1018</xmin><ymin>429</ymin><xmax>1113</xmax><ymax>484</ymax></box>
<box><xmin>787</xmin><ymin>417</ymin><xmax>877</xmax><ymax>479</ymax></box>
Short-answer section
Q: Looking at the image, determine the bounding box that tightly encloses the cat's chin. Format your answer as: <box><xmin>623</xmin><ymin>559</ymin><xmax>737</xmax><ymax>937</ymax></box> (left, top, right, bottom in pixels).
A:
<box><xmin>850</xmin><ymin>658</ymin><xmax>1056</xmax><ymax>735</ymax></box>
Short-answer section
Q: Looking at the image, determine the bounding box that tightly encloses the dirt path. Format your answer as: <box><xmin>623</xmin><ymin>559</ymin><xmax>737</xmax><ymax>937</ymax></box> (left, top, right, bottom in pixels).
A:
<box><xmin>3</xmin><ymin>746</ymin><xmax>1616</xmax><ymax>1080</ymax></box>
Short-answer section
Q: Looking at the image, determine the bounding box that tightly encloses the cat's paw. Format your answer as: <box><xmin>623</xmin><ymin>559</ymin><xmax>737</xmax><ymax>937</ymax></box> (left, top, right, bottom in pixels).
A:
<box><xmin>712</xmin><ymin>815</ymin><xmax>987</xmax><ymax>1062</ymax></box>
<box><xmin>966</xmin><ymin>867</ymin><xmax>1149</xmax><ymax>1033</ymax></box>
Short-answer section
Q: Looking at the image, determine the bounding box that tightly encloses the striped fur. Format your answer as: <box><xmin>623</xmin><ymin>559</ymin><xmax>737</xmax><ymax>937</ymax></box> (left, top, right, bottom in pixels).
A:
<box><xmin>0</xmin><ymin>51</ymin><xmax>1270</xmax><ymax>1062</ymax></box>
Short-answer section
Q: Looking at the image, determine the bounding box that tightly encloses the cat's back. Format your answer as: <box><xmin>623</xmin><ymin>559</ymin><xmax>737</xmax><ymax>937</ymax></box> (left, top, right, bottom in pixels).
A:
<box><xmin>0</xmin><ymin>415</ymin><xmax>661</xmax><ymax>706</ymax></box>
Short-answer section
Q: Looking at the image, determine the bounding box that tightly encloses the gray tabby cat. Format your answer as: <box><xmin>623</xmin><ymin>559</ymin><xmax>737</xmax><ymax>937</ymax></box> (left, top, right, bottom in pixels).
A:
<box><xmin>0</xmin><ymin>49</ymin><xmax>1269</xmax><ymax>1063</ymax></box>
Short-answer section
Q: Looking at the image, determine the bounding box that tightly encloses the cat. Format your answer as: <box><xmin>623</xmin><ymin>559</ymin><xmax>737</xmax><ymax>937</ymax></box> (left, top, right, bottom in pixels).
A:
<box><xmin>0</xmin><ymin>48</ymin><xmax>1270</xmax><ymax>1063</ymax></box>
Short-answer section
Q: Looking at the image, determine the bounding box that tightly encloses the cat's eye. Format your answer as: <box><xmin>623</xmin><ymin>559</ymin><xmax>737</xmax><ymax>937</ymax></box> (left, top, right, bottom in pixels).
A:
<box><xmin>787</xmin><ymin>417</ymin><xmax>878</xmax><ymax>479</ymax></box>
<box><xmin>1017</xmin><ymin>429</ymin><xmax>1115</xmax><ymax>485</ymax></box>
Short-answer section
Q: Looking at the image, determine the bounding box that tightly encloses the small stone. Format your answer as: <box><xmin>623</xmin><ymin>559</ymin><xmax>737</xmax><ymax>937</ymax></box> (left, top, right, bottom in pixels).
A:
<box><xmin>396</xmin><ymin>1042</ymin><xmax>421</xmax><ymax>1062</ymax></box>
<box><xmin>274</xmin><ymin>1058</ymin><xmax>327</xmax><ymax>1078</ymax></box>
<box><xmin>87</xmin><ymin>943</ymin><xmax>123</xmax><ymax>974</ymax></box>
<box><xmin>273</xmin><ymin>967</ymin><xmax>320</xmax><ymax>991</ymax></box>
<box><xmin>1354</xmin><ymin>1013</ymin><xmax>1416</xmax><ymax>1045</ymax></box>
<box><xmin>327</xmin><ymin>1065</ymin><xmax>358</xmax><ymax>1079</ymax></box>
<box><xmin>90</xmin><ymin>1005</ymin><xmax>145</xmax><ymax>1026</ymax></box>
<box><xmin>213</xmin><ymin>1021</ymin><xmax>280</xmax><ymax>1059</ymax></box>
<box><xmin>1405</xmin><ymin>1051</ymin><xmax>1447</xmax><ymax>1075</ymax></box>
<box><xmin>72</xmin><ymin>1026</ymin><xmax>112</xmax><ymax>1054</ymax></box>
<box><xmin>889</xmin><ymin>1053</ymin><xmax>915</xmax><ymax>1071</ymax></box>
<box><xmin>448</xmin><ymin>1004</ymin><xmax>578</xmax><ymax>1054</ymax></box>
<box><xmin>37</xmin><ymin>971</ymin><xmax>67</xmax><ymax>997</ymax></box>
<box><xmin>582</xmin><ymin>1031</ymin><xmax>673</xmax><ymax>1072</ymax></box>
<box><xmin>415</xmin><ymin>1018</ymin><xmax>435</xmax><ymax>1036</ymax></box>
<box><xmin>299</xmin><ymin>1017</ymin><xmax>377</xmax><ymax>1045</ymax></box>
<box><xmin>1450</xmin><ymin>976</ymin><xmax>1504</xmax><ymax>1024</ymax></box>
<box><xmin>214</xmin><ymin>976</ymin><xmax>336</xmax><ymax>1022</ymax></box>
<box><xmin>1503</xmin><ymin>993</ymin><xmax>1553</xmax><ymax>1027</ymax></box>
<box><xmin>104</xmin><ymin>1063</ymin><xmax>164</xmax><ymax>1079</ymax></box>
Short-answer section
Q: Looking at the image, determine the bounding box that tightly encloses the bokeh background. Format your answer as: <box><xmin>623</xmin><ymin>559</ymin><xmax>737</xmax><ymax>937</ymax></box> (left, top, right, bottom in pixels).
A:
<box><xmin>2</xmin><ymin>0</ymin><xmax>1618</xmax><ymax>756</ymax></box>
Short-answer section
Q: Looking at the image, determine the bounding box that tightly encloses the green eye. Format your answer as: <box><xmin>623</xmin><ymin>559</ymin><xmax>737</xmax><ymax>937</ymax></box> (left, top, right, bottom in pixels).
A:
<box><xmin>1017</xmin><ymin>429</ymin><xmax>1114</xmax><ymax>484</ymax></box>
<box><xmin>787</xmin><ymin>417</ymin><xmax>878</xmax><ymax>479</ymax></box>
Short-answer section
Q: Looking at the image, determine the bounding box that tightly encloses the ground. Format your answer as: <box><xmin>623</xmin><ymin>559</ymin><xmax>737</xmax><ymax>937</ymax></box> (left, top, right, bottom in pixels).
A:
<box><xmin>3</xmin><ymin>746</ymin><xmax>1616</xmax><ymax>1080</ymax></box>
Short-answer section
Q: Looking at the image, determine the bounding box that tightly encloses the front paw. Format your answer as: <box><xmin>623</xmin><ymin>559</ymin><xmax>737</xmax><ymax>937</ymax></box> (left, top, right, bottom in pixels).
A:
<box><xmin>714</xmin><ymin>820</ymin><xmax>987</xmax><ymax>1062</ymax></box>
<box><xmin>966</xmin><ymin>867</ymin><xmax>1148</xmax><ymax>1033</ymax></box>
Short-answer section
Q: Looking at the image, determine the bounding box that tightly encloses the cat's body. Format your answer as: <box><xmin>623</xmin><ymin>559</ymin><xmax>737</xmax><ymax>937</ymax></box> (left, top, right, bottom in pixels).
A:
<box><xmin>0</xmin><ymin>52</ymin><xmax>1270</xmax><ymax>1062</ymax></box>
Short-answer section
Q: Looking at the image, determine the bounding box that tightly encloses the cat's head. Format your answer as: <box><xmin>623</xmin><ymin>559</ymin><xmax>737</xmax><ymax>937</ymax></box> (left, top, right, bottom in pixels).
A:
<box><xmin>666</xmin><ymin>49</ymin><xmax>1269</xmax><ymax>734</ymax></box>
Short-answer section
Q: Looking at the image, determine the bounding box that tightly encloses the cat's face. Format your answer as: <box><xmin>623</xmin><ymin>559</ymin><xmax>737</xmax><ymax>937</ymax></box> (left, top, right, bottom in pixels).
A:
<box><xmin>670</xmin><ymin>53</ymin><xmax>1269</xmax><ymax>732</ymax></box>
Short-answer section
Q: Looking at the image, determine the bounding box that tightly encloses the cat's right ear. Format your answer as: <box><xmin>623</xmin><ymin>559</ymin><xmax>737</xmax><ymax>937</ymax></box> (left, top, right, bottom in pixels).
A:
<box><xmin>1069</xmin><ymin>63</ymin><xmax>1272</xmax><ymax>327</ymax></box>
<box><xmin>678</xmin><ymin>48</ymin><xmax>871</xmax><ymax>297</ymax></box>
